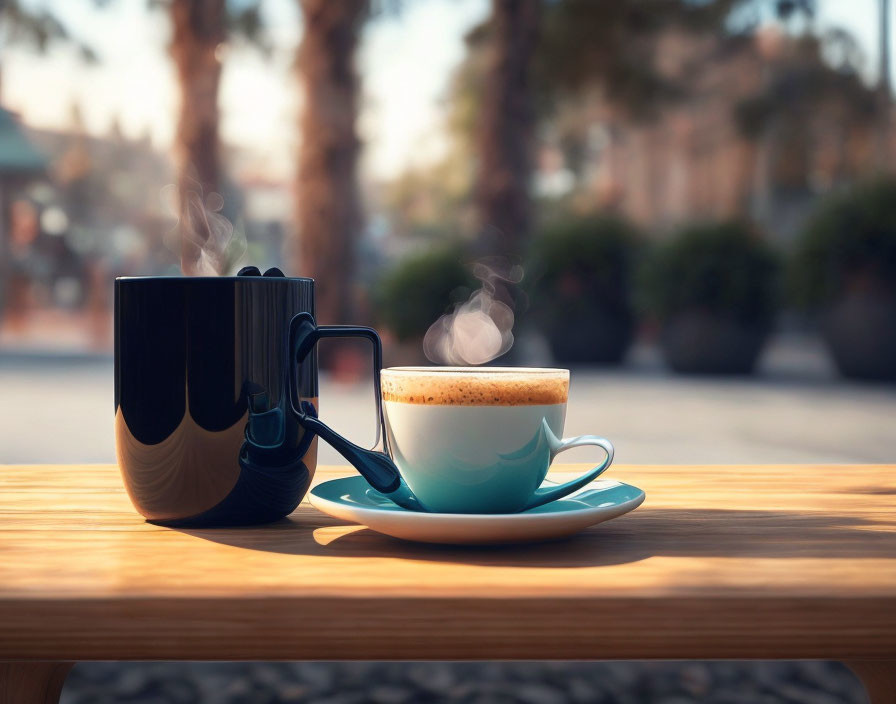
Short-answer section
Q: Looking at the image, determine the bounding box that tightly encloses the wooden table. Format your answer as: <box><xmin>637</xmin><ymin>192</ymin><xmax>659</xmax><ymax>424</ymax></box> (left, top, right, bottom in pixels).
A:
<box><xmin>1</xmin><ymin>464</ymin><xmax>894</xmax><ymax>703</ymax></box>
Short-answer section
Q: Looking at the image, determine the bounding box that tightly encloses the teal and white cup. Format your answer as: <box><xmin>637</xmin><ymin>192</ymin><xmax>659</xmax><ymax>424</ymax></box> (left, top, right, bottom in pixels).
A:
<box><xmin>379</xmin><ymin>367</ymin><xmax>614</xmax><ymax>514</ymax></box>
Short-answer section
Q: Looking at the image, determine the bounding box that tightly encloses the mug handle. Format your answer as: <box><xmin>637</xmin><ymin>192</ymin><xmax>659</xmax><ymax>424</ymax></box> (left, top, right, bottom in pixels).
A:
<box><xmin>287</xmin><ymin>313</ymin><xmax>404</xmax><ymax>496</ymax></box>
<box><xmin>522</xmin><ymin>423</ymin><xmax>615</xmax><ymax>511</ymax></box>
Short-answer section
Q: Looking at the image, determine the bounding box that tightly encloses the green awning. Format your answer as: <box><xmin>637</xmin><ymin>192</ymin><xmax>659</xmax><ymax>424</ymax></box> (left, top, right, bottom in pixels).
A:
<box><xmin>0</xmin><ymin>108</ymin><xmax>47</xmax><ymax>175</ymax></box>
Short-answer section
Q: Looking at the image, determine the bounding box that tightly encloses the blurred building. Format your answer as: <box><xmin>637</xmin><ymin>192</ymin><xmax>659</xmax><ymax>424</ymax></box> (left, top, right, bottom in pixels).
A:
<box><xmin>540</xmin><ymin>26</ymin><xmax>889</xmax><ymax>243</ymax></box>
<box><xmin>0</xmin><ymin>108</ymin><xmax>50</xmax><ymax>328</ymax></box>
<box><xmin>0</xmin><ymin>99</ymin><xmax>309</xmax><ymax>350</ymax></box>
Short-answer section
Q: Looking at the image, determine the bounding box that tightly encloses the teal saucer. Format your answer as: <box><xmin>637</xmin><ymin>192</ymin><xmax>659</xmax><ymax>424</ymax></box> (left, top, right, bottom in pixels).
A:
<box><xmin>309</xmin><ymin>475</ymin><xmax>645</xmax><ymax>545</ymax></box>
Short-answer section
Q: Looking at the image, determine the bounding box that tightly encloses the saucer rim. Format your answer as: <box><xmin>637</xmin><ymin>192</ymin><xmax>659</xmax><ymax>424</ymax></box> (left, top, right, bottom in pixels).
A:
<box><xmin>308</xmin><ymin>475</ymin><xmax>646</xmax><ymax>522</ymax></box>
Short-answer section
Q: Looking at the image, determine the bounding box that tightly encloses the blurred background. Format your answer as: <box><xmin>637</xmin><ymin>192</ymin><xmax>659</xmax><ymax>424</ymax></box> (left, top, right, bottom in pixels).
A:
<box><xmin>0</xmin><ymin>0</ymin><xmax>893</xmax><ymax>701</ymax></box>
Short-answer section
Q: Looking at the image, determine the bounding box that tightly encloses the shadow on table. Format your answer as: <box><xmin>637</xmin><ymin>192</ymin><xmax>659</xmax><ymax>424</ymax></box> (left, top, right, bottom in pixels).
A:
<box><xmin>175</xmin><ymin>506</ymin><xmax>896</xmax><ymax>568</ymax></box>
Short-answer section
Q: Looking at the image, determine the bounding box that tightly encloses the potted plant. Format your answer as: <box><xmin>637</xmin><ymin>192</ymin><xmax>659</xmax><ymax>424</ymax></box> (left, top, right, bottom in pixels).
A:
<box><xmin>375</xmin><ymin>245</ymin><xmax>476</xmax><ymax>364</ymax></box>
<box><xmin>791</xmin><ymin>178</ymin><xmax>896</xmax><ymax>381</ymax></box>
<box><xmin>643</xmin><ymin>221</ymin><xmax>779</xmax><ymax>374</ymax></box>
<box><xmin>528</xmin><ymin>215</ymin><xmax>640</xmax><ymax>364</ymax></box>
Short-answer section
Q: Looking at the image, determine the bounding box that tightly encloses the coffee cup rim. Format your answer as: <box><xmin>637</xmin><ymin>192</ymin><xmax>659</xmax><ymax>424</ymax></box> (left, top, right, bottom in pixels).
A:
<box><xmin>382</xmin><ymin>366</ymin><xmax>569</xmax><ymax>375</ymax></box>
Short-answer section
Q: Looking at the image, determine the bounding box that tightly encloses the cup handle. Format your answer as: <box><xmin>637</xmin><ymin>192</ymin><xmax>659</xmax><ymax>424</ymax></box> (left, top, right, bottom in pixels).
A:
<box><xmin>288</xmin><ymin>313</ymin><xmax>387</xmax><ymax>450</ymax></box>
<box><xmin>288</xmin><ymin>313</ymin><xmax>424</xmax><ymax>510</ymax></box>
<box><xmin>522</xmin><ymin>423</ymin><xmax>615</xmax><ymax>511</ymax></box>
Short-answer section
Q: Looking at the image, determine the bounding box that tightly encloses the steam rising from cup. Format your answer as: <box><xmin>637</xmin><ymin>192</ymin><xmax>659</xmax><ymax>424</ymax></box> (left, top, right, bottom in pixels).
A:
<box><xmin>162</xmin><ymin>177</ymin><xmax>246</xmax><ymax>276</ymax></box>
<box><xmin>423</xmin><ymin>258</ymin><xmax>523</xmax><ymax>366</ymax></box>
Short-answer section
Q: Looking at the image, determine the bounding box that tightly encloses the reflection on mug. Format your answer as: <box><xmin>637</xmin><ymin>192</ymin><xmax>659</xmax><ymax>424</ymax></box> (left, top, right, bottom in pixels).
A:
<box><xmin>115</xmin><ymin>404</ymin><xmax>245</xmax><ymax>522</ymax></box>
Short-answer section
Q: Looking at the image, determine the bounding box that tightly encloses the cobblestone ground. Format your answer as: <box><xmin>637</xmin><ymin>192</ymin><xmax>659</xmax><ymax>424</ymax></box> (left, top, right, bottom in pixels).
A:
<box><xmin>3</xmin><ymin>336</ymin><xmax>890</xmax><ymax>703</ymax></box>
<box><xmin>62</xmin><ymin>661</ymin><xmax>866</xmax><ymax>704</ymax></box>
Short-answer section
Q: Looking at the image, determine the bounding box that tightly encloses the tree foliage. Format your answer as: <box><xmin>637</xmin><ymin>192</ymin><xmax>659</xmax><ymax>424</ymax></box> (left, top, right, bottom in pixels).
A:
<box><xmin>0</xmin><ymin>0</ymin><xmax>98</xmax><ymax>61</ymax></box>
<box><xmin>534</xmin><ymin>0</ymin><xmax>731</xmax><ymax>118</ymax></box>
<box><xmin>375</xmin><ymin>245</ymin><xmax>476</xmax><ymax>342</ymax></box>
<box><xmin>734</xmin><ymin>32</ymin><xmax>875</xmax><ymax>141</ymax></box>
<box><xmin>642</xmin><ymin>221</ymin><xmax>779</xmax><ymax>325</ymax></box>
<box><xmin>791</xmin><ymin>178</ymin><xmax>896</xmax><ymax>307</ymax></box>
<box><xmin>528</xmin><ymin>215</ymin><xmax>640</xmax><ymax>322</ymax></box>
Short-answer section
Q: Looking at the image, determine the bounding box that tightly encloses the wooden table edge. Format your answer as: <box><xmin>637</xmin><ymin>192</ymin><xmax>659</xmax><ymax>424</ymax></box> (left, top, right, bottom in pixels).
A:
<box><xmin>1</xmin><ymin>595</ymin><xmax>894</xmax><ymax>661</ymax></box>
<box><xmin>4</xmin><ymin>463</ymin><xmax>896</xmax><ymax>702</ymax></box>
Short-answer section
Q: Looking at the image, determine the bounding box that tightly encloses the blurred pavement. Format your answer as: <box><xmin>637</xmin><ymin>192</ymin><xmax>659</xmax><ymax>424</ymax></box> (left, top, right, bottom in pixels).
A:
<box><xmin>2</xmin><ymin>334</ymin><xmax>894</xmax><ymax>466</ymax></box>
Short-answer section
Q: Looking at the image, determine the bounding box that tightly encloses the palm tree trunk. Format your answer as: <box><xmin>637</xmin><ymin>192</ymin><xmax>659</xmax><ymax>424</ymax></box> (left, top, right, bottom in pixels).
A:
<box><xmin>295</xmin><ymin>0</ymin><xmax>367</xmax><ymax>324</ymax></box>
<box><xmin>170</xmin><ymin>0</ymin><xmax>225</xmax><ymax>275</ymax></box>
<box><xmin>475</xmin><ymin>0</ymin><xmax>540</xmax><ymax>258</ymax></box>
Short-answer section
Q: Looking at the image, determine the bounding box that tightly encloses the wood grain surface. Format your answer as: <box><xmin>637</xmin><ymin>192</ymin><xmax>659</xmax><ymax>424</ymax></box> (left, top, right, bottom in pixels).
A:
<box><xmin>0</xmin><ymin>662</ymin><xmax>71</xmax><ymax>704</ymax></box>
<box><xmin>848</xmin><ymin>661</ymin><xmax>896</xmax><ymax>704</ymax></box>
<box><xmin>0</xmin><ymin>464</ymin><xmax>894</xmax><ymax>662</ymax></box>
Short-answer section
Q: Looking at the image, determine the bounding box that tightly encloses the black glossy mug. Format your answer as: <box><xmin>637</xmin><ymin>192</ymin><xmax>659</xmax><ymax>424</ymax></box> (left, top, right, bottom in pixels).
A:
<box><xmin>114</xmin><ymin>272</ymin><xmax>398</xmax><ymax>526</ymax></box>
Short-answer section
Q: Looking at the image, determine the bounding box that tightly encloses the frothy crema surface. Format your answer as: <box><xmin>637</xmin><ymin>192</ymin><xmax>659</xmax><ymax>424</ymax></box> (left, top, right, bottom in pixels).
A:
<box><xmin>381</xmin><ymin>367</ymin><xmax>569</xmax><ymax>406</ymax></box>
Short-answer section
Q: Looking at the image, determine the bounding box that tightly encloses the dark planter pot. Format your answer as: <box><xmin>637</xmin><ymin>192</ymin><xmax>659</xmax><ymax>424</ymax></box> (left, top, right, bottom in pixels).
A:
<box><xmin>542</xmin><ymin>308</ymin><xmax>634</xmax><ymax>365</ymax></box>
<box><xmin>661</xmin><ymin>311</ymin><xmax>768</xmax><ymax>375</ymax></box>
<box><xmin>823</xmin><ymin>291</ymin><xmax>896</xmax><ymax>381</ymax></box>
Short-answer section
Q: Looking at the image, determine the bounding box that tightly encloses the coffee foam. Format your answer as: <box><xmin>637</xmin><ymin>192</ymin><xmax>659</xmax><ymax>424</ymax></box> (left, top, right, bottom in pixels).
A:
<box><xmin>381</xmin><ymin>367</ymin><xmax>569</xmax><ymax>406</ymax></box>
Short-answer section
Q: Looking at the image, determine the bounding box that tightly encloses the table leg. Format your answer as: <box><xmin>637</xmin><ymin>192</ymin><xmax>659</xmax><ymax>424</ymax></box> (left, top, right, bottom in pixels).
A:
<box><xmin>847</xmin><ymin>661</ymin><xmax>896</xmax><ymax>704</ymax></box>
<box><xmin>0</xmin><ymin>662</ymin><xmax>72</xmax><ymax>704</ymax></box>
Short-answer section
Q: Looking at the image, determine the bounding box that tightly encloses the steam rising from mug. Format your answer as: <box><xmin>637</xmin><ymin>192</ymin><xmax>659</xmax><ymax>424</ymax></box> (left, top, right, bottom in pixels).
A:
<box><xmin>162</xmin><ymin>179</ymin><xmax>246</xmax><ymax>276</ymax></box>
<box><xmin>423</xmin><ymin>258</ymin><xmax>523</xmax><ymax>366</ymax></box>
